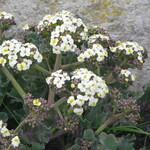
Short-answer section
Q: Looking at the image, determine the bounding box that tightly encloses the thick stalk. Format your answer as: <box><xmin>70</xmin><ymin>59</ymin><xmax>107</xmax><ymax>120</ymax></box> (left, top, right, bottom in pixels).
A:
<box><xmin>0</xmin><ymin>29</ymin><xmax>4</xmax><ymax>41</ymax></box>
<box><xmin>1</xmin><ymin>67</ymin><xmax>26</xmax><ymax>99</ymax></box>
<box><xmin>61</xmin><ymin>62</ymin><xmax>82</xmax><ymax>69</ymax></box>
<box><xmin>48</xmin><ymin>90</ymin><xmax>55</xmax><ymax>106</ymax></box>
<box><xmin>48</xmin><ymin>54</ymin><xmax>62</xmax><ymax>106</ymax></box>
<box><xmin>54</xmin><ymin>54</ymin><xmax>62</xmax><ymax>71</ymax></box>
<box><xmin>95</xmin><ymin>112</ymin><xmax>124</xmax><ymax>135</ymax></box>
<box><xmin>33</xmin><ymin>64</ymin><xmax>51</xmax><ymax>74</ymax></box>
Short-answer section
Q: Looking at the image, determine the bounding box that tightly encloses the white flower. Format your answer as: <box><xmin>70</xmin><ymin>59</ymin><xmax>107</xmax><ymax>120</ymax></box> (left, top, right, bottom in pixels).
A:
<box><xmin>76</xmin><ymin>95</ymin><xmax>85</xmax><ymax>106</ymax></box>
<box><xmin>120</xmin><ymin>69</ymin><xmax>131</xmax><ymax>77</ymax></box>
<box><xmin>46</xmin><ymin>77</ymin><xmax>51</xmax><ymax>84</ymax></box>
<box><xmin>88</xmin><ymin>97</ymin><xmax>98</xmax><ymax>106</ymax></box>
<box><xmin>11</xmin><ymin>136</ymin><xmax>20</xmax><ymax>147</ymax></box>
<box><xmin>17</xmin><ymin>62</ymin><xmax>27</xmax><ymax>71</ymax></box>
<box><xmin>110</xmin><ymin>47</ymin><xmax>117</xmax><ymax>52</ymax></box>
<box><xmin>60</xmin><ymin>43</ymin><xmax>70</xmax><ymax>52</ymax></box>
<box><xmin>8</xmin><ymin>51</ymin><xmax>18</xmax><ymax>60</ymax></box>
<box><xmin>67</xmin><ymin>96</ymin><xmax>76</xmax><ymax>107</ymax></box>
<box><xmin>9</xmin><ymin>59</ymin><xmax>17</xmax><ymax>67</ymax></box>
<box><xmin>73</xmin><ymin>108</ymin><xmax>83</xmax><ymax>115</ymax></box>
<box><xmin>20</xmin><ymin>47</ymin><xmax>30</xmax><ymax>57</ymax></box>
<box><xmin>33</xmin><ymin>52</ymin><xmax>43</xmax><ymax>63</ymax></box>
<box><xmin>131</xmin><ymin>74</ymin><xmax>136</xmax><ymax>81</ymax></box>
<box><xmin>50</xmin><ymin>38</ymin><xmax>59</xmax><ymax>46</ymax></box>
<box><xmin>53</xmin><ymin>77</ymin><xmax>63</xmax><ymax>88</ymax></box>
<box><xmin>23</xmin><ymin>24</ymin><xmax>29</xmax><ymax>31</ymax></box>
<box><xmin>0</xmin><ymin>57</ymin><xmax>7</xmax><ymax>66</ymax></box>
<box><xmin>1</xmin><ymin>126</ymin><xmax>10</xmax><ymax>137</ymax></box>
<box><xmin>126</xmin><ymin>48</ymin><xmax>134</xmax><ymax>55</ymax></box>
<box><xmin>97</xmin><ymin>52</ymin><xmax>105</xmax><ymax>62</ymax></box>
<box><xmin>2</xmin><ymin>46</ymin><xmax>9</xmax><ymax>55</ymax></box>
<box><xmin>77</xmin><ymin>54</ymin><xmax>85</xmax><ymax>62</ymax></box>
<box><xmin>23</xmin><ymin>59</ymin><xmax>32</xmax><ymax>69</ymax></box>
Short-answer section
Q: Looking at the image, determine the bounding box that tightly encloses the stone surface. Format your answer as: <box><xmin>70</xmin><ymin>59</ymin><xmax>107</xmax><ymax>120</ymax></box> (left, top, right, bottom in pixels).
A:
<box><xmin>0</xmin><ymin>0</ymin><xmax>150</xmax><ymax>91</ymax></box>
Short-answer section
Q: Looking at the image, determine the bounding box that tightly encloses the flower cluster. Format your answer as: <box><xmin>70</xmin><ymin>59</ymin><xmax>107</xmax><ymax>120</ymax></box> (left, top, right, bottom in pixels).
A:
<box><xmin>37</xmin><ymin>10</ymin><xmax>88</xmax><ymax>54</ymax></box>
<box><xmin>0</xmin><ymin>39</ymin><xmax>43</xmax><ymax>71</ymax></box>
<box><xmin>119</xmin><ymin>69</ymin><xmax>136</xmax><ymax>83</ymax></box>
<box><xmin>115</xmin><ymin>98</ymin><xmax>140</xmax><ymax>124</ymax></box>
<box><xmin>77</xmin><ymin>43</ymin><xmax>108</xmax><ymax>66</ymax></box>
<box><xmin>24</xmin><ymin>93</ymin><xmax>49</xmax><ymax>128</ymax></box>
<box><xmin>67</xmin><ymin>68</ymin><xmax>109</xmax><ymax>115</ymax></box>
<box><xmin>110</xmin><ymin>41</ymin><xmax>147</xmax><ymax>68</ymax></box>
<box><xmin>0</xmin><ymin>120</ymin><xmax>20</xmax><ymax>149</ymax></box>
<box><xmin>0</xmin><ymin>11</ymin><xmax>16</xmax><ymax>30</ymax></box>
<box><xmin>46</xmin><ymin>69</ymin><xmax>70</xmax><ymax>93</ymax></box>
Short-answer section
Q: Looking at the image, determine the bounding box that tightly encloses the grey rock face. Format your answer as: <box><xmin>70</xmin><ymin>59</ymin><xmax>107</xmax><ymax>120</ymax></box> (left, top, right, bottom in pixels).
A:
<box><xmin>1</xmin><ymin>0</ymin><xmax>150</xmax><ymax>91</ymax></box>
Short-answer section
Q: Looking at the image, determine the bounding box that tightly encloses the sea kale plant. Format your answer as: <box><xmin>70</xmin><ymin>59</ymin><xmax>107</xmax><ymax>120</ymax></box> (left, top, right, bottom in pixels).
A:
<box><xmin>0</xmin><ymin>10</ymin><xmax>148</xmax><ymax>150</ymax></box>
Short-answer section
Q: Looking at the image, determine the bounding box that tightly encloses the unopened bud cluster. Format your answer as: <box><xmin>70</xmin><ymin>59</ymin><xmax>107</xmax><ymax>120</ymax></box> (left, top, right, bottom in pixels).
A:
<box><xmin>115</xmin><ymin>98</ymin><xmax>140</xmax><ymax>124</ymax></box>
<box><xmin>88</xmin><ymin>26</ymin><xmax>117</xmax><ymax>48</ymax></box>
<box><xmin>0</xmin><ymin>120</ymin><xmax>20</xmax><ymax>149</ymax></box>
<box><xmin>37</xmin><ymin>10</ymin><xmax>88</xmax><ymax>54</ymax></box>
<box><xmin>67</xmin><ymin>68</ymin><xmax>109</xmax><ymax>115</ymax></box>
<box><xmin>24</xmin><ymin>93</ymin><xmax>49</xmax><ymax>128</ymax></box>
<box><xmin>0</xmin><ymin>39</ymin><xmax>43</xmax><ymax>71</ymax></box>
<box><xmin>109</xmin><ymin>88</ymin><xmax>122</xmax><ymax>100</ymax></box>
<box><xmin>46</xmin><ymin>69</ymin><xmax>70</xmax><ymax>93</ymax></box>
<box><xmin>57</xmin><ymin>116</ymin><xmax>79</xmax><ymax>133</ymax></box>
<box><xmin>78</xmin><ymin>138</ymin><xmax>91</xmax><ymax>150</ymax></box>
<box><xmin>0</xmin><ymin>11</ymin><xmax>16</xmax><ymax>30</ymax></box>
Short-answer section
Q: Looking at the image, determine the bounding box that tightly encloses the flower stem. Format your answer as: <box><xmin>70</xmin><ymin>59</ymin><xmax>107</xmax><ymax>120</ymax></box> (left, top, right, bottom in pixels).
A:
<box><xmin>95</xmin><ymin>112</ymin><xmax>125</xmax><ymax>135</ymax></box>
<box><xmin>97</xmin><ymin>67</ymin><xmax>100</xmax><ymax>76</ymax></box>
<box><xmin>55</xmin><ymin>108</ymin><xmax>64</xmax><ymax>120</ymax></box>
<box><xmin>1</xmin><ymin>67</ymin><xmax>26</xmax><ymax>99</ymax></box>
<box><xmin>50</xmin><ymin>97</ymin><xmax>67</xmax><ymax>109</ymax></box>
<box><xmin>14</xmin><ymin>119</ymin><xmax>25</xmax><ymax>133</ymax></box>
<box><xmin>61</xmin><ymin>62</ymin><xmax>82</xmax><ymax>69</ymax></box>
<box><xmin>45</xmin><ymin>58</ymin><xmax>52</xmax><ymax>72</ymax></box>
<box><xmin>33</xmin><ymin>64</ymin><xmax>51</xmax><ymax>74</ymax></box>
<box><xmin>120</xmin><ymin>58</ymin><xmax>127</xmax><ymax>67</ymax></box>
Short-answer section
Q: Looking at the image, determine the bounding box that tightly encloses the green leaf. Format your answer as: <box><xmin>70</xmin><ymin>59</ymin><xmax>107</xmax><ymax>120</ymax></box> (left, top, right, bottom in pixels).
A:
<box><xmin>99</xmin><ymin>132</ymin><xmax>119</xmax><ymax>150</ymax></box>
<box><xmin>139</xmin><ymin>82</ymin><xmax>150</xmax><ymax>102</ymax></box>
<box><xmin>0</xmin><ymin>112</ymin><xmax>8</xmax><ymax>122</ymax></box>
<box><xmin>20</xmin><ymin>124</ymin><xmax>51</xmax><ymax>148</ymax></box>
<box><xmin>107</xmin><ymin>126</ymin><xmax>150</xmax><ymax>135</ymax></box>
<box><xmin>31</xmin><ymin>143</ymin><xmax>43</xmax><ymax>150</ymax></box>
<box><xmin>83</xmin><ymin>129</ymin><xmax>96</xmax><ymax>142</ymax></box>
<box><xmin>98</xmin><ymin>132</ymin><xmax>135</xmax><ymax>150</ymax></box>
<box><xmin>20</xmin><ymin>144</ymin><xmax>31</xmax><ymax>150</ymax></box>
